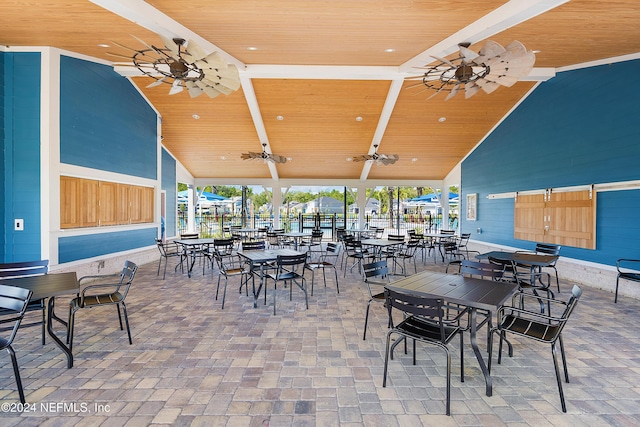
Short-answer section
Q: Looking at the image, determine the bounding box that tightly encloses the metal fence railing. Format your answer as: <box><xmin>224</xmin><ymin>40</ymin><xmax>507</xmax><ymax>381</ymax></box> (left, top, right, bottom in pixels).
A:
<box><xmin>177</xmin><ymin>212</ymin><xmax>459</xmax><ymax>239</ymax></box>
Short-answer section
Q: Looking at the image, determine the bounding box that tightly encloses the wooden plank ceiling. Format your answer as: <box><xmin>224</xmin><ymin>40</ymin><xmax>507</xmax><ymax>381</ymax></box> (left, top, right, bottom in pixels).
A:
<box><xmin>2</xmin><ymin>0</ymin><xmax>639</xmax><ymax>184</ymax></box>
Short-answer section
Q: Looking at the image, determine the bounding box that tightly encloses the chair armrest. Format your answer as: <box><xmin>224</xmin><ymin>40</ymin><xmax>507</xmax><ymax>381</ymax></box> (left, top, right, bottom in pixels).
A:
<box><xmin>508</xmin><ymin>291</ymin><xmax>567</xmax><ymax>311</ymax></box>
<box><xmin>78</xmin><ymin>273</ymin><xmax>121</xmax><ymax>285</ymax></box>
<box><xmin>617</xmin><ymin>259</ymin><xmax>640</xmax><ymax>273</ymax></box>
<box><xmin>497</xmin><ymin>303</ymin><xmax>567</xmax><ymax>327</ymax></box>
<box><xmin>80</xmin><ymin>282</ymin><xmax>123</xmax><ymax>297</ymax></box>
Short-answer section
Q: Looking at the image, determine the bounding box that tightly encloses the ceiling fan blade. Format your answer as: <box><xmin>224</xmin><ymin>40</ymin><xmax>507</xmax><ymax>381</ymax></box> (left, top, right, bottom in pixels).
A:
<box><xmin>195</xmin><ymin>81</ymin><xmax>222</xmax><ymax>98</ymax></box>
<box><xmin>445</xmin><ymin>83</ymin><xmax>460</xmax><ymax>101</ymax></box>
<box><xmin>183</xmin><ymin>39</ymin><xmax>208</xmax><ymax>63</ymax></box>
<box><xmin>129</xmin><ymin>34</ymin><xmax>155</xmax><ymax>50</ymax></box>
<box><xmin>430</xmin><ymin>55</ymin><xmax>456</xmax><ymax>67</ymax></box>
<box><xmin>201</xmin><ymin>78</ymin><xmax>233</xmax><ymax>95</ymax></box>
<box><xmin>168</xmin><ymin>79</ymin><xmax>184</xmax><ymax>95</ymax></box>
<box><xmin>111</xmin><ymin>40</ymin><xmax>144</xmax><ymax>54</ymax></box>
<box><xmin>476</xmin><ymin>40</ymin><xmax>506</xmax><ymax>64</ymax></box>
<box><xmin>195</xmin><ymin>51</ymin><xmax>228</xmax><ymax>71</ymax></box>
<box><xmin>146</xmin><ymin>77</ymin><xmax>168</xmax><ymax>88</ymax></box>
<box><xmin>270</xmin><ymin>154</ymin><xmax>288</xmax><ymax>164</ymax></box>
<box><xmin>464</xmin><ymin>82</ymin><xmax>481</xmax><ymax>99</ymax></box>
<box><xmin>158</xmin><ymin>34</ymin><xmax>180</xmax><ymax>58</ymax></box>
<box><xmin>105</xmin><ymin>51</ymin><xmax>137</xmax><ymax>61</ymax></box>
<box><xmin>459</xmin><ymin>45</ymin><xmax>479</xmax><ymax>63</ymax></box>
<box><xmin>184</xmin><ymin>80</ymin><xmax>204</xmax><ymax>98</ymax></box>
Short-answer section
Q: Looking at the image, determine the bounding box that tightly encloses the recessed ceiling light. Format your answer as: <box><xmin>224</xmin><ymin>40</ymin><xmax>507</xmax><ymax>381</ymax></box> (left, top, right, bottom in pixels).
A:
<box><xmin>192</xmin><ymin>114</ymin><xmax>200</xmax><ymax>120</ymax></box>
<box><xmin>247</xmin><ymin>47</ymin><xmax>258</xmax><ymax>51</ymax></box>
<box><xmin>438</xmin><ymin>117</ymin><xmax>446</xmax><ymax>122</ymax></box>
<box><xmin>276</xmin><ymin>115</ymin><xmax>284</xmax><ymax>121</ymax></box>
<box><xmin>412</xmin><ymin>158</ymin><xmax>418</xmax><ymax>162</ymax></box>
<box><xmin>355</xmin><ymin>116</ymin><xmax>363</xmax><ymax>122</ymax></box>
<box><xmin>220</xmin><ymin>156</ymin><xmax>226</xmax><ymax>160</ymax></box>
<box><xmin>385</xmin><ymin>48</ymin><xmax>395</xmax><ymax>53</ymax></box>
<box><xmin>346</xmin><ymin>157</ymin><xmax>353</xmax><ymax>161</ymax></box>
<box><xmin>287</xmin><ymin>157</ymin><xmax>292</xmax><ymax>161</ymax></box>
<box><xmin>97</xmin><ymin>43</ymin><xmax>110</xmax><ymax>48</ymax></box>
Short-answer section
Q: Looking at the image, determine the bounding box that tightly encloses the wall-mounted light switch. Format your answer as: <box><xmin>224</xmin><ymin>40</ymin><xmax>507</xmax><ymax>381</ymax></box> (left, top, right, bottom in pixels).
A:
<box><xmin>15</xmin><ymin>219</ymin><xmax>24</xmax><ymax>231</ymax></box>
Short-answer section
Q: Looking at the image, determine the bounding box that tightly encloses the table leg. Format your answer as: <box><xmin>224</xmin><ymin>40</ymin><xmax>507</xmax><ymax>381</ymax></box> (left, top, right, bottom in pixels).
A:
<box><xmin>252</xmin><ymin>262</ymin><xmax>265</xmax><ymax>308</ymax></box>
<box><xmin>47</xmin><ymin>297</ymin><xmax>74</xmax><ymax>368</ymax></box>
<box><xmin>469</xmin><ymin>307</ymin><xmax>492</xmax><ymax>396</ymax></box>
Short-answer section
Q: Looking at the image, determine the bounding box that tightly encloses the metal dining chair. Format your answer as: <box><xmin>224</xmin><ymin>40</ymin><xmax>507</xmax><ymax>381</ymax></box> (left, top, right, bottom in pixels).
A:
<box><xmin>0</xmin><ymin>284</ymin><xmax>33</xmax><ymax>403</ymax></box>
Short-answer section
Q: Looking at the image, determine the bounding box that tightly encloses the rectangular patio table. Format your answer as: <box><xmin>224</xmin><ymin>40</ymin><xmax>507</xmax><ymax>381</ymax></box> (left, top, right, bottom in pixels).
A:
<box><xmin>386</xmin><ymin>270</ymin><xmax>518</xmax><ymax>397</ymax></box>
<box><xmin>283</xmin><ymin>232</ymin><xmax>312</xmax><ymax>250</ymax></box>
<box><xmin>237</xmin><ymin>248</ymin><xmax>303</xmax><ymax>307</ymax></box>
<box><xmin>1</xmin><ymin>272</ymin><xmax>79</xmax><ymax>368</ymax></box>
<box><xmin>360</xmin><ymin>238</ymin><xmax>405</xmax><ymax>261</ymax></box>
<box><xmin>476</xmin><ymin>251</ymin><xmax>558</xmax><ymax>268</ymax></box>
<box><xmin>175</xmin><ymin>238</ymin><xmax>215</xmax><ymax>277</ymax></box>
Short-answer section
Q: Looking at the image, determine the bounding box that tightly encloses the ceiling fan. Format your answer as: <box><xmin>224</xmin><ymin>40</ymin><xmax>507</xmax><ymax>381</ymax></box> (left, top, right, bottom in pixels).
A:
<box><xmin>405</xmin><ymin>40</ymin><xmax>536</xmax><ymax>100</ymax></box>
<box><xmin>350</xmin><ymin>144</ymin><xmax>399</xmax><ymax>165</ymax></box>
<box><xmin>107</xmin><ymin>34</ymin><xmax>240</xmax><ymax>98</ymax></box>
<box><xmin>241</xmin><ymin>144</ymin><xmax>288</xmax><ymax>164</ymax></box>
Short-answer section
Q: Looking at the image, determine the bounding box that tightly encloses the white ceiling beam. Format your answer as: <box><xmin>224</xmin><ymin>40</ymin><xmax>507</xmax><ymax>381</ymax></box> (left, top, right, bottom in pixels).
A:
<box><xmin>359</xmin><ymin>79</ymin><xmax>405</xmax><ymax>182</ymax></box>
<box><xmin>239</xmin><ymin>75</ymin><xmax>280</xmax><ymax>181</ymax></box>
<box><xmin>400</xmin><ymin>0</ymin><xmax>569</xmax><ymax>72</ymax></box>
<box><xmin>90</xmin><ymin>0</ymin><xmax>245</xmax><ymax>69</ymax></box>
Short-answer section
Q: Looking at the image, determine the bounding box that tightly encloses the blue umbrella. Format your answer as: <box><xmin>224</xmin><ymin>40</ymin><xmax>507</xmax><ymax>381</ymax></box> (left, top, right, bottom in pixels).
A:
<box><xmin>409</xmin><ymin>193</ymin><xmax>458</xmax><ymax>203</ymax></box>
<box><xmin>178</xmin><ymin>190</ymin><xmax>229</xmax><ymax>202</ymax></box>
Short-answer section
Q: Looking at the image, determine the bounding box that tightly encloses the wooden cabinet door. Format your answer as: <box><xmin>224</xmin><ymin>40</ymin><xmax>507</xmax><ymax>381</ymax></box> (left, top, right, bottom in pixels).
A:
<box><xmin>514</xmin><ymin>193</ymin><xmax>545</xmax><ymax>242</ymax></box>
<box><xmin>545</xmin><ymin>189</ymin><xmax>596</xmax><ymax>249</ymax></box>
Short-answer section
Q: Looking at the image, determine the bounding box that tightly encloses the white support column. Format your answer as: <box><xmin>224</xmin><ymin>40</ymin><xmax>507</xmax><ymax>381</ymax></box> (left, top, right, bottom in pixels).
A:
<box><xmin>356</xmin><ymin>185</ymin><xmax>367</xmax><ymax>229</ymax></box>
<box><xmin>272</xmin><ymin>187</ymin><xmax>283</xmax><ymax>229</ymax></box>
<box><xmin>187</xmin><ymin>185</ymin><xmax>196</xmax><ymax>233</ymax></box>
<box><xmin>442</xmin><ymin>187</ymin><xmax>450</xmax><ymax>231</ymax></box>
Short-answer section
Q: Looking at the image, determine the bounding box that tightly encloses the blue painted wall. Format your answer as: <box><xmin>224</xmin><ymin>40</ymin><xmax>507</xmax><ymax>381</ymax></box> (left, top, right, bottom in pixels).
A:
<box><xmin>60</xmin><ymin>56</ymin><xmax>157</xmax><ymax>181</ymax></box>
<box><xmin>58</xmin><ymin>228</ymin><xmax>158</xmax><ymax>263</ymax></box>
<box><xmin>0</xmin><ymin>52</ymin><xmax>5</xmax><ymax>260</ymax></box>
<box><xmin>1</xmin><ymin>52</ymin><xmax>42</xmax><ymax>262</ymax></box>
<box><xmin>161</xmin><ymin>148</ymin><xmax>177</xmax><ymax>238</ymax></box>
<box><xmin>461</xmin><ymin>60</ymin><xmax>640</xmax><ymax>266</ymax></box>
<box><xmin>56</xmin><ymin>56</ymin><xmax>160</xmax><ymax>263</ymax></box>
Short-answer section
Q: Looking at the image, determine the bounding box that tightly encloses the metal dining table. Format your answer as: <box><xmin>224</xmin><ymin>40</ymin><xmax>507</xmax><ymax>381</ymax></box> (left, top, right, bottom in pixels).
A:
<box><xmin>1</xmin><ymin>272</ymin><xmax>79</xmax><ymax>368</ymax></box>
<box><xmin>237</xmin><ymin>248</ymin><xmax>303</xmax><ymax>307</ymax></box>
<box><xmin>477</xmin><ymin>251</ymin><xmax>558</xmax><ymax>268</ymax></box>
<box><xmin>360</xmin><ymin>238</ymin><xmax>405</xmax><ymax>261</ymax></box>
<box><xmin>386</xmin><ymin>270</ymin><xmax>519</xmax><ymax>397</ymax></box>
<box><xmin>175</xmin><ymin>238</ymin><xmax>215</xmax><ymax>277</ymax></box>
<box><xmin>283</xmin><ymin>232</ymin><xmax>312</xmax><ymax>250</ymax></box>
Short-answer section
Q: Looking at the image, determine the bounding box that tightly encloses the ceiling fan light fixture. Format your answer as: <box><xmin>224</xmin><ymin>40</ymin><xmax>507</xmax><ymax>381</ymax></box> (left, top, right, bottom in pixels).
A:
<box><xmin>350</xmin><ymin>144</ymin><xmax>399</xmax><ymax>165</ymax></box>
<box><xmin>406</xmin><ymin>39</ymin><xmax>535</xmax><ymax>101</ymax></box>
<box><xmin>241</xmin><ymin>143</ymin><xmax>288</xmax><ymax>164</ymax></box>
<box><xmin>110</xmin><ymin>34</ymin><xmax>241</xmax><ymax>99</ymax></box>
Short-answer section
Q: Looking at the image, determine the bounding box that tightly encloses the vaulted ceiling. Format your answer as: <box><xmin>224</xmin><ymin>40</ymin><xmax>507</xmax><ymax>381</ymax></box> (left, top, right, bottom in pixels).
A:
<box><xmin>2</xmin><ymin>0</ymin><xmax>639</xmax><ymax>185</ymax></box>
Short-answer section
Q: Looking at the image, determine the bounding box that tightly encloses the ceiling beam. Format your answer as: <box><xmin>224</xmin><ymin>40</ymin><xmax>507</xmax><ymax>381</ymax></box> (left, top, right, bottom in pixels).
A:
<box><xmin>90</xmin><ymin>0</ymin><xmax>245</xmax><ymax>69</ymax></box>
<box><xmin>400</xmin><ymin>0</ymin><xmax>569</xmax><ymax>72</ymax></box>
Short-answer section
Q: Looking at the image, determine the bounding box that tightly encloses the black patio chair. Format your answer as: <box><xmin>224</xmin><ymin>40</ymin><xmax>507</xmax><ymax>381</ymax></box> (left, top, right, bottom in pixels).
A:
<box><xmin>67</xmin><ymin>261</ymin><xmax>138</xmax><ymax>352</ymax></box>
<box><xmin>155</xmin><ymin>238</ymin><xmax>182</xmax><ymax>279</ymax></box>
<box><xmin>614</xmin><ymin>258</ymin><xmax>640</xmax><ymax>303</ymax></box>
<box><xmin>305</xmin><ymin>242</ymin><xmax>340</xmax><ymax>295</ymax></box>
<box><xmin>0</xmin><ymin>284</ymin><xmax>33</xmax><ymax>403</ymax></box>
<box><xmin>362</xmin><ymin>260</ymin><xmax>390</xmax><ymax>340</ymax></box>
<box><xmin>0</xmin><ymin>260</ymin><xmax>48</xmax><ymax>345</ymax></box>
<box><xmin>382</xmin><ymin>286</ymin><xmax>466</xmax><ymax>416</ymax></box>
<box><xmin>488</xmin><ymin>285</ymin><xmax>582</xmax><ymax>413</ymax></box>
<box><xmin>265</xmin><ymin>253</ymin><xmax>309</xmax><ymax>315</ymax></box>
<box><xmin>214</xmin><ymin>250</ymin><xmax>252</xmax><ymax>309</ymax></box>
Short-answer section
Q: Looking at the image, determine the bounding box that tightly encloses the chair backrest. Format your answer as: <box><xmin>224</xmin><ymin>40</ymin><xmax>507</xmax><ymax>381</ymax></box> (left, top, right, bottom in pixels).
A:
<box><xmin>384</xmin><ymin>287</ymin><xmax>446</xmax><ymax>339</ymax></box>
<box><xmin>180</xmin><ymin>233</ymin><xmax>199</xmax><ymax>240</ymax></box>
<box><xmin>326</xmin><ymin>242</ymin><xmax>339</xmax><ymax>255</ymax></box>
<box><xmin>242</xmin><ymin>240</ymin><xmax>266</xmax><ymax>251</ymax></box>
<box><xmin>0</xmin><ymin>260</ymin><xmax>48</xmax><ymax>279</ymax></box>
<box><xmin>440</xmin><ymin>230</ymin><xmax>456</xmax><ymax>235</ymax></box>
<box><xmin>536</xmin><ymin>243</ymin><xmax>561</xmax><ymax>265</ymax></box>
<box><xmin>214</xmin><ymin>238</ymin><xmax>235</xmax><ymax>255</ymax></box>
<box><xmin>363</xmin><ymin>260</ymin><xmax>389</xmax><ymax>282</ymax></box>
<box><xmin>387</xmin><ymin>234</ymin><xmax>405</xmax><ymax>242</ymax></box>
<box><xmin>311</xmin><ymin>230</ymin><xmax>324</xmax><ymax>240</ymax></box>
<box><xmin>114</xmin><ymin>261</ymin><xmax>138</xmax><ymax>300</ymax></box>
<box><xmin>458</xmin><ymin>233</ymin><xmax>471</xmax><ymax>246</ymax></box>
<box><xmin>460</xmin><ymin>260</ymin><xmax>504</xmax><ymax>280</ymax></box>
<box><xmin>0</xmin><ymin>284</ymin><xmax>33</xmax><ymax>346</ymax></box>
